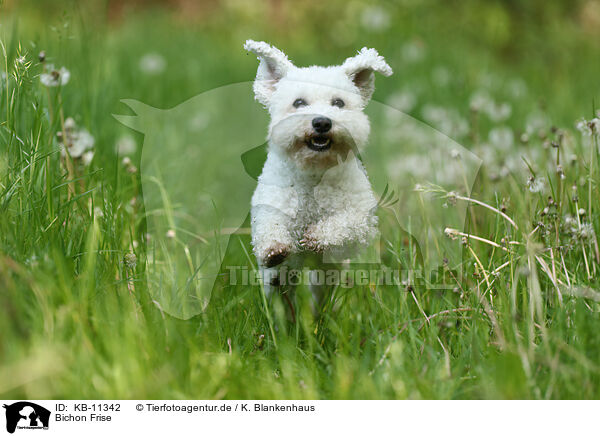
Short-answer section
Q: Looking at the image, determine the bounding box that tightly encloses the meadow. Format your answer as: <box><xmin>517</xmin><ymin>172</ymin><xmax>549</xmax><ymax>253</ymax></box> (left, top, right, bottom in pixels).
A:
<box><xmin>1</xmin><ymin>0</ymin><xmax>600</xmax><ymax>399</ymax></box>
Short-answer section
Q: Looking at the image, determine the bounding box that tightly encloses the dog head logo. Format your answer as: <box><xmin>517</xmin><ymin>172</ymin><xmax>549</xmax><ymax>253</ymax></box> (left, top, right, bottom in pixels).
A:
<box><xmin>3</xmin><ymin>402</ymin><xmax>50</xmax><ymax>434</ymax></box>
<box><xmin>115</xmin><ymin>41</ymin><xmax>481</xmax><ymax>319</ymax></box>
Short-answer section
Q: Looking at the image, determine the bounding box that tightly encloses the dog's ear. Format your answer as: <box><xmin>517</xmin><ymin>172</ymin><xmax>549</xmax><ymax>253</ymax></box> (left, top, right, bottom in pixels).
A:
<box><xmin>342</xmin><ymin>47</ymin><xmax>392</xmax><ymax>103</ymax></box>
<box><xmin>244</xmin><ymin>40</ymin><xmax>294</xmax><ymax>106</ymax></box>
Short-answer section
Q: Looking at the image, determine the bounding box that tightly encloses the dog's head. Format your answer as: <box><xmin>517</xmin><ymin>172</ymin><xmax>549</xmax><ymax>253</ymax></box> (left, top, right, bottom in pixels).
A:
<box><xmin>244</xmin><ymin>40</ymin><xmax>392</xmax><ymax>170</ymax></box>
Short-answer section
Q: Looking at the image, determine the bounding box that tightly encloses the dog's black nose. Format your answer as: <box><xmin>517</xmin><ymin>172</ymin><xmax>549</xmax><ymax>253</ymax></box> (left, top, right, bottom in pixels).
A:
<box><xmin>312</xmin><ymin>117</ymin><xmax>332</xmax><ymax>133</ymax></box>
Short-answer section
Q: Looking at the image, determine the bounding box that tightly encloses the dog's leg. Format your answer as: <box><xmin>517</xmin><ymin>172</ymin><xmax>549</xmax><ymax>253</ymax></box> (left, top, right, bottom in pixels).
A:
<box><xmin>251</xmin><ymin>204</ymin><xmax>295</xmax><ymax>268</ymax></box>
<box><xmin>302</xmin><ymin>210</ymin><xmax>378</xmax><ymax>253</ymax></box>
<box><xmin>258</xmin><ymin>265</ymin><xmax>280</xmax><ymax>299</ymax></box>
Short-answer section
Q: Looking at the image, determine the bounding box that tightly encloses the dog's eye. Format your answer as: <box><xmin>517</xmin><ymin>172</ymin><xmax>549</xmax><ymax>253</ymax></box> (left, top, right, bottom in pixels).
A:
<box><xmin>331</xmin><ymin>98</ymin><xmax>345</xmax><ymax>108</ymax></box>
<box><xmin>293</xmin><ymin>98</ymin><xmax>307</xmax><ymax>108</ymax></box>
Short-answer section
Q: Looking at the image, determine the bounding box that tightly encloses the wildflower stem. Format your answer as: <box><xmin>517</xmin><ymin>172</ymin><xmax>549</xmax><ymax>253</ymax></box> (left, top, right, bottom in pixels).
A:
<box><xmin>57</xmin><ymin>93</ymin><xmax>77</xmax><ymax>200</ymax></box>
<box><xmin>589</xmin><ymin>134</ymin><xmax>594</xmax><ymax>220</ymax></box>
<box><xmin>468</xmin><ymin>245</ymin><xmax>491</xmax><ymax>289</ymax></box>
<box><xmin>535</xmin><ymin>254</ymin><xmax>563</xmax><ymax>304</ymax></box>
<box><xmin>454</xmin><ymin>193</ymin><xmax>519</xmax><ymax>231</ymax></box>
<box><xmin>560</xmin><ymin>251</ymin><xmax>571</xmax><ymax>288</ymax></box>
<box><xmin>575</xmin><ymin>199</ymin><xmax>592</xmax><ymax>279</ymax></box>
<box><xmin>469</xmin><ymin>250</ymin><xmax>506</xmax><ymax>350</ymax></box>
<box><xmin>445</xmin><ymin>227</ymin><xmax>512</xmax><ymax>252</ymax></box>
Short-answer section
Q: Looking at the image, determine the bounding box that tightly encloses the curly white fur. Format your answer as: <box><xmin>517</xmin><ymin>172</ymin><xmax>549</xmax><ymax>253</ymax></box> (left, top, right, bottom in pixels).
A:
<box><xmin>244</xmin><ymin>40</ymin><xmax>392</xmax><ymax>298</ymax></box>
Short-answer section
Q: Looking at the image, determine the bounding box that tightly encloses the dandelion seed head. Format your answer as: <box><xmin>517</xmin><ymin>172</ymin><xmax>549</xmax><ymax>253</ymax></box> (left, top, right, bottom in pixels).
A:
<box><xmin>489</xmin><ymin>127</ymin><xmax>514</xmax><ymax>149</ymax></box>
<box><xmin>401</xmin><ymin>40</ymin><xmax>425</xmax><ymax>63</ymax></box>
<box><xmin>189</xmin><ymin>112</ymin><xmax>210</xmax><ymax>131</ymax></box>
<box><xmin>40</xmin><ymin>65</ymin><xmax>70</xmax><ymax>87</ymax></box>
<box><xmin>115</xmin><ymin>135</ymin><xmax>137</xmax><ymax>155</ymax></box>
<box><xmin>64</xmin><ymin>117</ymin><xmax>76</xmax><ymax>130</ymax></box>
<box><xmin>444</xmin><ymin>228</ymin><xmax>459</xmax><ymax>240</ymax></box>
<box><xmin>422</xmin><ymin>104</ymin><xmax>468</xmax><ymax>138</ymax></box>
<box><xmin>58</xmin><ymin>119</ymin><xmax>95</xmax><ymax>159</ymax></box>
<box><xmin>432</xmin><ymin>66</ymin><xmax>451</xmax><ymax>87</ymax></box>
<box><xmin>446</xmin><ymin>191</ymin><xmax>458</xmax><ymax>206</ymax></box>
<box><xmin>526</xmin><ymin>112</ymin><xmax>549</xmax><ymax>135</ymax></box>
<box><xmin>386</xmin><ymin>90</ymin><xmax>417</xmax><ymax>113</ymax></box>
<box><xmin>487</xmin><ymin>102</ymin><xmax>512</xmax><ymax>122</ymax></box>
<box><xmin>507</xmin><ymin>78</ymin><xmax>527</xmax><ymax>99</ymax></box>
<box><xmin>576</xmin><ymin>118</ymin><xmax>598</xmax><ymax>136</ymax></box>
<box><xmin>139</xmin><ymin>53</ymin><xmax>166</xmax><ymax>75</ymax></box>
<box><xmin>469</xmin><ymin>90</ymin><xmax>493</xmax><ymax>112</ymax></box>
<box><xmin>82</xmin><ymin>150</ymin><xmax>94</xmax><ymax>166</ymax></box>
<box><xmin>579</xmin><ymin>223</ymin><xmax>595</xmax><ymax>240</ymax></box>
<box><xmin>527</xmin><ymin>176</ymin><xmax>545</xmax><ymax>193</ymax></box>
<box><xmin>360</xmin><ymin>5</ymin><xmax>391</xmax><ymax>32</ymax></box>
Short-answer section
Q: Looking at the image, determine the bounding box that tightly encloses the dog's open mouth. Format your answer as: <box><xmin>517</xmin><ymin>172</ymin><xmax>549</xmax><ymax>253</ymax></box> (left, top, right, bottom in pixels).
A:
<box><xmin>306</xmin><ymin>135</ymin><xmax>332</xmax><ymax>152</ymax></box>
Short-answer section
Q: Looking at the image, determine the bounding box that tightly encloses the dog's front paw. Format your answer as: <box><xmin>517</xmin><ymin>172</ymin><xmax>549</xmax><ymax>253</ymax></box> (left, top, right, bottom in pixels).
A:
<box><xmin>262</xmin><ymin>242</ymin><xmax>290</xmax><ymax>268</ymax></box>
<box><xmin>300</xmin><ymin>227</ymin><xmax>327</xmax><ymax>253</ymax></box>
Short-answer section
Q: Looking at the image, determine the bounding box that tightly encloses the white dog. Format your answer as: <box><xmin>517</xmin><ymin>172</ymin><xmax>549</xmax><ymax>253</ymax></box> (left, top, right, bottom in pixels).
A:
<box><xmin>244</xmin><ymin>40</ymin><xmax>392</xmax><ymax>298</ymax></box>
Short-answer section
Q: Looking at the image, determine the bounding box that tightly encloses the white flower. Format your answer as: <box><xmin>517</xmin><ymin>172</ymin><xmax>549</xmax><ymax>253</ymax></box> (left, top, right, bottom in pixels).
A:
<box><xmin>189</xmin><ymin>112</ymin><xmax>210</xmax><ymax>131</ymax></box>
<box><xmin>469</xmin><ymin>90</ymin><xmax>493</xmax><ymax>112</ymax></box>
<box><xmin>401</xmin><ymin>40</ymin><xmax>425</xmax><ymax>63</ymax></box>
<box><xmin>58</xmin><ymin>118</ymin><xmax>95</xmax><ymax>159</ymax></box>
<box><xmin>115</xmin><ymin>135</ymin><xmax>137</xmax><ymax>155</ymax></box>
<box><xmin>577</xmin><ymin>118</ymin><xmax>600</xmax><ymax>136</ymax></box>
<box><xmin>576</xmin><ymin>120</ymin><xmax>587</xmax><ymax>135</ymax></box>
<box><xmin>139</xmin><ymin>53</ymin><xmax>166</xmax><ymax>75</ymax></box>
<box><xmin>469</xmin><ymin>91</ymin><xmax>511</xmax><ymax>121</ymax></box>
<box><xmin>69</xmin><ymin>130</ymin><xmax>94</xmax><ymax>158</ymax></box>
<box><xmin>527</xmin><ymin>176</ymin><xmax>545</xmax><ymax>193</ymax></box>
<box><xmin>422</xmin><ymin>104</ymin><xmax>468</xmax><ymax>138</ymax></box>
<box><xmin>360</xmin><ymin>5</ymin><xmax>390</xmax><ymax>32</ymax></box>
<box><xmin>40</xmin><ymin>65</ymin><xmax>70</xmax><ymax>87</ymax></box>
<box><xmin>386</xmin><ymin>90</ymin><xmax>417</xmax><ymax>113</ymax></box>
<box><xmin>486</xmin><ymin>102</ymin><xmax>512</xmax><ymax>122</ymax></box>
<box><xmin>82</xmin><ymin>151</ymin><xmax>94</xmax><ymax>166</ymax></box>
<box><xmin>488</xmin><ymin>127</ymin><xmax>514</xmax><ymax>149</ymax></box>
<box><xmin>526</xmin><ymin>112</ymin><xmax>549</xmax><ymax>135</ymax></box>
<box><xmin>64</xmin><ymin>117</ymin><xmax>76</xmax><ymax>130</ymax></box>
<box><xmin>579</xmin><ymin>223</ymin><xmax>595</xmax><ymax>240</ymax></box>
<box><xmin>432</xmin><ymin>66</ymin><xmax>451</xmax><ymax>87</ymax></box>
<box><xmin>507</xmin><ymin>78</ymin><xmax>527</xmax><ymax>99</ymax></box>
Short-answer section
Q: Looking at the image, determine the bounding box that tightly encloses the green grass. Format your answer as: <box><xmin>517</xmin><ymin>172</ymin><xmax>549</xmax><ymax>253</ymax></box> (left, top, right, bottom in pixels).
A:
<box><xmin>1</xmin><ymin>0</ymin><xmax>600</xmax><ymax>399</ymax></box>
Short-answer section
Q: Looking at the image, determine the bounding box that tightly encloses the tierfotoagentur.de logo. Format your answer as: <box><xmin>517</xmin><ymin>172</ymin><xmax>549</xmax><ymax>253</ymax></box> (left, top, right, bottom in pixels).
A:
<box><xmin>2</xmin><ymin>402</ymin><xmax>50</xmax><ymax>434</ymax></box>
